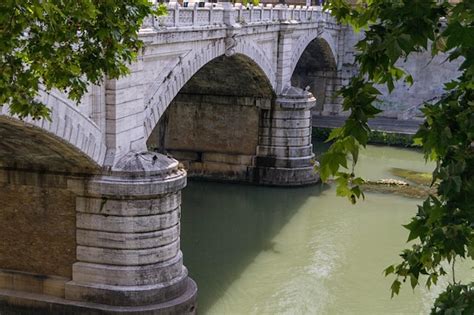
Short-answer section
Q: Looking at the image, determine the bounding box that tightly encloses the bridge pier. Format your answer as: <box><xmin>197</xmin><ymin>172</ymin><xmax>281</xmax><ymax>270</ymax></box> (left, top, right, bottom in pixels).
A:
<box><xmin>65</xmin><ymin>151</ymin><xmax>196</xmax><ymax>314</ymax></box>
<box><xmin>256</xmin><ymin>86</ymin><xmax>319</xmax><ymax>186</ymax></box>
<box><xmin>0</xmin><ymin>152</ymin><xmax>196</xmax><ymax>314</ymax></box>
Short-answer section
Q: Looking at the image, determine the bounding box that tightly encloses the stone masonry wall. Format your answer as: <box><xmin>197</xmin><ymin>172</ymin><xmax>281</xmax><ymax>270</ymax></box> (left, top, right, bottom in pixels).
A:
<box><xmin>376</xmin><ymin>50</ymin><xmax>461</xmax><ymax>118</ymax></box>
<box><xmin>0</xmin><ymin>170</ymin><xmax>76</xmax><ymax>278</ymax></box>
<box><xmin>148</xmin><ymin>94</ymin><xmax>263</xmax><ymax>182</ymax></box>
<box><xmin>340</xmin><ymin>30</ymin><xmax>462</xmax><ymax>119</ymax></box>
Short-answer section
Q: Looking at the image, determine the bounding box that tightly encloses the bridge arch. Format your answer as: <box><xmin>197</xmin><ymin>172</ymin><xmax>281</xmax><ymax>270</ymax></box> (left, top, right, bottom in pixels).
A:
<box><xmin>290</xmin><ymin>29</ymin><xmax>338</xmax><ymax>77</ymax></box>
<box><xmin>290</xmin><ymin>30</ymin><xmax>339</xmax><ymax>114</ymax></box>
<box><xmin>143</xmin><ymin>39</ymin><xmax>276</xmax><ymax>139</ymax></box>
<box><xmin>146</xmin><ymin>51</ymin><xmax>275</xmax><ymax>183</ymax></box>
<box><xmin>0</xmin><ymin>90</ymin><xmax>105</xmax><ymax>172</ymax></box>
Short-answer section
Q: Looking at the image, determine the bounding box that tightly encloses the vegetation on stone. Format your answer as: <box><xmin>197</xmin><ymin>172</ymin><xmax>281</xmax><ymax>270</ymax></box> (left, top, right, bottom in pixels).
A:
<box><xmin>390</xmin><ymin>167</ymin><xmax>434</xmax><ymax>186</ymax></box>
<box><xmin>0</xmin><ymin>1</ymin><xmax>165</xmax><ymax>119</ymax></box>
<box><xmin>362</xmin><ymin>180</ymin><xmax>435</xmax><ymax>199</ymax></box>
<box><xmin>322</xmin><ymin>0</ymin><xmax>474</xmax><ymax>312</ymax></box>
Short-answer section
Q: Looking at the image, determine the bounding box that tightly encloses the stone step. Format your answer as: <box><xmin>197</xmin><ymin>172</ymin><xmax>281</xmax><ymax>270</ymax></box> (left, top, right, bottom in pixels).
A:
<box><xmin>0</xmin><ymin>276</ymin><xmax>197</xmax><ymax>314</ymax></box>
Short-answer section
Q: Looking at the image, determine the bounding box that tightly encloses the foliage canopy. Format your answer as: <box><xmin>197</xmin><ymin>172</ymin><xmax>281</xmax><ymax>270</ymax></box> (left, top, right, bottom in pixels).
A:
<box><xmin>322</xmin><ymin>0</ymin><xmax>474</xmax><ymax>313</ymax></box>
<box><xmin>0</xmin><ymin>0</ymin><xmax>165</xmax><ymax>119</ymax></box>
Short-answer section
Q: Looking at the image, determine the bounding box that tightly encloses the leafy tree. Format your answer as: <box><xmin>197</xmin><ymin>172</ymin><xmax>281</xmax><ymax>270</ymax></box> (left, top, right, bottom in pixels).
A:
<box><xmin>0</xmin><ymin>0</ymin><xmax>165</xmax><ymax>119</ymax></box>
<box><xmin>320</xmin><ymin>0</ymin><xmax>474</xmax><ymax>313</ymax></box>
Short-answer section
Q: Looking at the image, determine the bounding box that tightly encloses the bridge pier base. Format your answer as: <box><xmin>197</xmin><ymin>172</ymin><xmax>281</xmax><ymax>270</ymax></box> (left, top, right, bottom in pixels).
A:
<box><xmin>256</xmin><ymin>86</ymin><xmax>319</xmax><ymax>186</ymax></box>
<box><xmin>65</xmin><ymin>151</ymin><xmax>197</xmax><ymax>314</ymax></box>
<box><xmin>0</xmin><ymin>152</ymin><xmax>196</xmax><ymax>314</ymax></box>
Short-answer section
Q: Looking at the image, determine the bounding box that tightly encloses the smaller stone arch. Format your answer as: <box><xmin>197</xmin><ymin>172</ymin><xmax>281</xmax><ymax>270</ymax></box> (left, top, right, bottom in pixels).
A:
<box><xmin>290</xmin><ymin>30</ymin><xmax>341</xmax><ymax>114</ymax></box>
<box><xmin>290</xmin><ymin>29</ymin><xmax>338</xmax><ymax>77</ymax></box>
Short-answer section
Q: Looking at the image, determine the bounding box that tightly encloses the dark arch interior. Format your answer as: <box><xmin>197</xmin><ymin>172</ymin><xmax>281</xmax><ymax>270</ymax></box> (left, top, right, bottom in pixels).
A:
<box><xmin>147</xmin><ymin>54</ymin><xmax>275</xmax><ymax>182</ymax></box>
<box><xmin>291</xmin><ymin>38</ymin><xmax>337</xmax><ymax>114</ymax></box>
<box><xmin>178</xmin><ymin>54</ymin><xmax>274</xmax><ymax>97</ymax></box>
<box><xmin>0</xmin><ymin>117</ymin><xmax>99</xmax><ymax>173</ymax></box>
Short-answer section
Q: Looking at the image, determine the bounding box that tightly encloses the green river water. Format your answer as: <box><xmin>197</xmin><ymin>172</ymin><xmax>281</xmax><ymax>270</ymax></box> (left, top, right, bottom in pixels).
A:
<box><xmin>181</xmin><ymin>144</ymin><xmax>472</xmax><ymax>315</ymax></box>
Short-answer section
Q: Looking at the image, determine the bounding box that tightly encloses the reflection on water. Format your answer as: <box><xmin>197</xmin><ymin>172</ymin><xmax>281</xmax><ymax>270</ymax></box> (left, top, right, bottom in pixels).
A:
<box><xmin>181</xmin><ymin>144</ymin><xmax>471</xmax><ymax>315</ymax></box>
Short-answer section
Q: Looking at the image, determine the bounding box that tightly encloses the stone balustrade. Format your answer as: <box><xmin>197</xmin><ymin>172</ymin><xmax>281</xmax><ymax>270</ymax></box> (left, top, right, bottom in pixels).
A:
<box><xmin>142</xmin><ymin>2</ymin><xmax>333</xmax><ymax>29</ymax></box>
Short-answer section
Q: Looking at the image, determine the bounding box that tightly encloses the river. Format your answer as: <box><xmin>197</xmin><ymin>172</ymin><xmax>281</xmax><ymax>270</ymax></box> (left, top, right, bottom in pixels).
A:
<box><xmin>180</xmin><ymin>144</ymin><xmax>472</xmax><ymax>314</ymax></box>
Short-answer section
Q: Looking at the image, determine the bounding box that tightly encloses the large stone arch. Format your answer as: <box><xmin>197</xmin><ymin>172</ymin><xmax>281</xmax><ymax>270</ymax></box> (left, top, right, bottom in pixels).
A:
<box><xmin>0</xmin><ymin>90</ymin><xmax>105</xmax><ymax>172</ymax></box>
<box><xmin>143</xmin><ymin>38</ymin><xmax>276</xmax><ymax>139</ymax></box>
<box><xmin>146</xmin><ymin>47</ymin><xmax>276</xmax><ymax>183</ymax></box>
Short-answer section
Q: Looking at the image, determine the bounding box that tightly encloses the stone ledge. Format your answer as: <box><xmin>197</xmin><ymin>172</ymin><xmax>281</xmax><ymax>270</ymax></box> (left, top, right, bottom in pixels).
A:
<box><xmin>76</xmin><ymin>192</ymin><xmax>181</xmax><ymax>216</ymax></box>
<box><xmin>0</xmin><ymin>269</ymin><xmax>68</xmax><ymax>299</ymax></box>
<box><xmin>258</xmin><ymin>136</ymin><xmax>311</xmax><ymax>146</ymax></box>
<box><xmin>76</xmin><ymin>225</ymin><xmax>180</xmax><ymax>250</ymax></box>
<box><xmin>65</xmin><ymin>267</ymin><xmax>189</xmax><ymax>307</ymax></box>
<box><xmin>72</xmin><ymin>253</ymin><xmax>183</xmax><ymax>286</ymax></box>
<box><xmin>0</xmin><ymin>277</ymin><xmax>197</xmax><ymax>314</ymax></box>
<box><xmin>76</xmin><ymin>210</ymin><xmax>180</xmax><ymax>233</ymax></box>
<box><xmin>76</xmin><ymin>239</ymin><xmax>180</xmax><ymax>266</ymax></box>
<box><xmin>256</xmin><ymin>154</ymin><xmax>315</xmax><ymax>168</ymax></box>
<box><xmin>259</xmin><ymin>127</ymin><xmax>311</xmax><ymax>137</ymax></box>
<box><xmin>256</xmin><ymin>144</ymin><xmax>313</xmax><ymax>157</ymax></box>
<box><xmin>255</xmin><ymin>166</ymin><xmax>320</xmax><ymax>186</ymax></box>
<box><xmin>83</xmin><ymin>172</ymin><xmax>187</xmax><ymax>198</ymax></box>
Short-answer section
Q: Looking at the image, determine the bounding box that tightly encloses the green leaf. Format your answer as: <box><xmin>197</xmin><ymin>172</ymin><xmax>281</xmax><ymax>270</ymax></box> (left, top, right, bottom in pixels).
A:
<box><xmin>384</xmin><ymin>265</ymin><xmax>395</xmax><ymax>276</ymax></box>
<box><xmin>391</xmin><ymin>280</ymin><xmax>401</xmax><ymax>298</ymax></box>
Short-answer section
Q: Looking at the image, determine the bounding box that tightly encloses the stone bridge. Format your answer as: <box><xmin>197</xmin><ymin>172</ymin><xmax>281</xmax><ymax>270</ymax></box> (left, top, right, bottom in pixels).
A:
<box><xmin>0</xmin><ymin>3</ymin><xmax>354</xmax><ymax>314</ymax></box>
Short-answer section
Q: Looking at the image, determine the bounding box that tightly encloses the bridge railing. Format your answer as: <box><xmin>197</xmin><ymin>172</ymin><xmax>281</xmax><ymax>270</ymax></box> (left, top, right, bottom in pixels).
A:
<box><xmin>234</xmin><ymin>4</ymin><xmax>328</xmax><ymax>24</ymax></box>
<box><xmin>142</xmin><ymin>2</ymin><xmax>332</xmax><ymax>30</ymax></box>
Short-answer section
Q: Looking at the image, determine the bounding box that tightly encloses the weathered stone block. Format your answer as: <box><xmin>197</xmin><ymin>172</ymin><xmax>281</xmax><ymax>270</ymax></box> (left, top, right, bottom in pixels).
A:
<box><xmin>76</xmin><ymin>192</ymin><xmax>181</xmax><ymax>216</ymax></box>
<box><xmin>72</xmin><ymin>253</ymin><xmax>183</xmax><ymax>286</ymax></box>
<box><xmin>258</xmin><ymin>135</ymin><xmax>311</xmax><ymax>146</ymax></box>
<box><xmin>76</xmin><ymin>210</ymin><xmax>180</xmax><ymax>233</ymax></box>
<box><xmin>65</xmin><ymin>268</ymin><xmax>189</xmax><ymax>306</ymax></box>
<box><xmin>76</xmin><ymin>225</ymin><xmax>179</xmax><ymax>250</ymax></box>
<box><xmin>257</xmin><ymin>144</ymin><xmax>313</xmax><ymax>157</ymax></box>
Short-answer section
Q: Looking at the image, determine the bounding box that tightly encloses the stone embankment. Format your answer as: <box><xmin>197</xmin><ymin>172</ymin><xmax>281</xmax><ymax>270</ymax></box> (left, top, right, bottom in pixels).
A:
<box><xmin>313</xmin><ymin>116</ymin><xmax>422</xmax><ymax>135</ymax></box>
